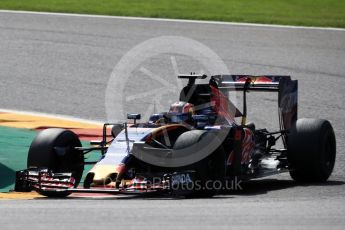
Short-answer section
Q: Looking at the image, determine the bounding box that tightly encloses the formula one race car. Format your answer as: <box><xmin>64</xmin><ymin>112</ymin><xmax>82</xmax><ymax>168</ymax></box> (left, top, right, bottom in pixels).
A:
<box><xmin>15</xmin><ymin>74</ymin><xmax>336</xmax><ymax>198</ymax></box>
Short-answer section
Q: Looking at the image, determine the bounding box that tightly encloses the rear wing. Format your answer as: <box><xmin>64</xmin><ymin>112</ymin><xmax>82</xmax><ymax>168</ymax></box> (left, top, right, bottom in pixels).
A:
<box><xmin>211</xmin><ymin>75</ymin><xmax>298</xmax><ymax>141</ymax></box>
<box><xmin>213</xmin><ymin>75</ymin><xmax>291</xmax><ymax>92</ymax></box>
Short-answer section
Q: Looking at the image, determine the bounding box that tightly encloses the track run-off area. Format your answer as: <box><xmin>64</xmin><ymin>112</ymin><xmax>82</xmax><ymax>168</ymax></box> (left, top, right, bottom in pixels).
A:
<box><xmin>0</xmin><ymin>10</ymin><xmax>345</xmax><ymax>230</ymax></box>
<box><xmin>0</xmin><ymin>109</ymin><xmax>104</xmax><ymax>194</ymax></box>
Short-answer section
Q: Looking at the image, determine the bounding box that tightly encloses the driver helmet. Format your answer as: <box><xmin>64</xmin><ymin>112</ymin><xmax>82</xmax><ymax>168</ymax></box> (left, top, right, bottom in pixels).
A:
<box><xmin>168</xmin><ymin>101</ymin><xmax>195</xmax><ymax>124</ymax></box>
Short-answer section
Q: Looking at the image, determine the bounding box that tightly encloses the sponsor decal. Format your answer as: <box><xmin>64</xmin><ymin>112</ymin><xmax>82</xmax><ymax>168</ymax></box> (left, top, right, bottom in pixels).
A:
<box><xmin>227</xmin><ymin>128</ymin><xmax>254</xmax><ymax>165</ymax></box>
<box><xmin>171</xmin><ymin>173</ymin><xmax>193</xmax><ymax>187</ymax></box>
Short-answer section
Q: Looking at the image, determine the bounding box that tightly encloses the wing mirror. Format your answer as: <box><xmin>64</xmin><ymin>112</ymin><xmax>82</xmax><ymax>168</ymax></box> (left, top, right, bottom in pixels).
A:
<box><xmin>127</xmin><ymin>113</ymin><xmax>141</xmax><ymax>124</ymax></box>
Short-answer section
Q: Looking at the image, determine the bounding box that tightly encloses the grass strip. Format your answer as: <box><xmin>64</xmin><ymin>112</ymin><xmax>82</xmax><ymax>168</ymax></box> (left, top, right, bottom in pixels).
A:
<box><xmin>0</xmin><ymin>0</ymin><xmax>344</xmax><ymax>28</ymax></box>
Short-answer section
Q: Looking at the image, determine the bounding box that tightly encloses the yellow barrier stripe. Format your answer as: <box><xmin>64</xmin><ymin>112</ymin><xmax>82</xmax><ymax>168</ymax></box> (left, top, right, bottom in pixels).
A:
<box><xmin>0</xmin><ymin>112</ymin><xmax>102</xmax><ymax>129</ymax></box>
<box><xmin>0</xmin><ymin>192</ymin><xmax>43</xmax><ymax>200</ymax></box>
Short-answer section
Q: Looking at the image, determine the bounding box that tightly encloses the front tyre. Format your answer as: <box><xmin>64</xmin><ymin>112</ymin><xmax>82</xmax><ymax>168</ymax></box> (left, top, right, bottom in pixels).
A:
<box><xmin>287</xmin><ymin>118</ymin><xmax>336</xmax><ymax>182</ymax></box>
<box><xmin>27</xmin><ymin>128</ymin><xmax>84</xmax><ymax>197</ymax></box>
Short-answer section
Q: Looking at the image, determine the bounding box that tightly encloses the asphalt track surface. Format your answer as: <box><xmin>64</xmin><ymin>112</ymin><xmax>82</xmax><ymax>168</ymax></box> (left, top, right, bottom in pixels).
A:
<box><xmin>0</xmin><ymin>11</ymin><xmax>345</xmax><ymax>229</ymax></box>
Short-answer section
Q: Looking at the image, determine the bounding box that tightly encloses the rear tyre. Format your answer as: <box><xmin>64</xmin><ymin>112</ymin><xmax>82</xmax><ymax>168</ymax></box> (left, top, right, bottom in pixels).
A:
<box><xmin>173</xmin><ymin>130</ymin><xmax>226</xmax><ymax>198</ymax></box>
<box><xmin>27</xmin><ymin>128</ymin><xmax>84</xmax><ymax>197</ymax></box>
<box><xmin>287</xmin><ymin>118</ymin><xmax>336</xmax><ymax>182</ymax></box>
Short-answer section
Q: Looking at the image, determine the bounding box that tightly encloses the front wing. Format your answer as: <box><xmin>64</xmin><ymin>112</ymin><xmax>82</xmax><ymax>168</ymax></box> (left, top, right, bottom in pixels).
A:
<box><xmin>14</xmin><ymin>168</ymin><xmax>196</xmax><ymax>197</ymax></box>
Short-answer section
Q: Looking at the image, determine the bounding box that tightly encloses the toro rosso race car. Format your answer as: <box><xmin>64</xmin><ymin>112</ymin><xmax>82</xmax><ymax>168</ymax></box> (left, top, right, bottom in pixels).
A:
<box><xmin>15</xmin><ymin>74</ymin><xmax>336</xmax><ymax>198</ymax></box>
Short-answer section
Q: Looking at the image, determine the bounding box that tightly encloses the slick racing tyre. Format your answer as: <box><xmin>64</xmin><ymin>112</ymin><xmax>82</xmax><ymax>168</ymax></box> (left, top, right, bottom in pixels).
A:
<box><xmin>173</xmin><ymin>130</ymin><xmax>226</xmax><ymax>197</ymax></box>
<box><xmin>287</xmin><ymin>118</ymin><xmax>336</xmax><ymax>182</ymax></box>
<box><xmin>28</xmin><ymin>128</ymin><xmax>84</xmax><ymax>197</ymax></box>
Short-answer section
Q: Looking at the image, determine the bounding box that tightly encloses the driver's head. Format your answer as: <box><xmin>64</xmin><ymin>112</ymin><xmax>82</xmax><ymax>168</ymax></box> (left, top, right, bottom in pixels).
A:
<box><xmin>168</xmin><ymin>101</ymin><xmax>195</xmax><ymax>124</ymax></box>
